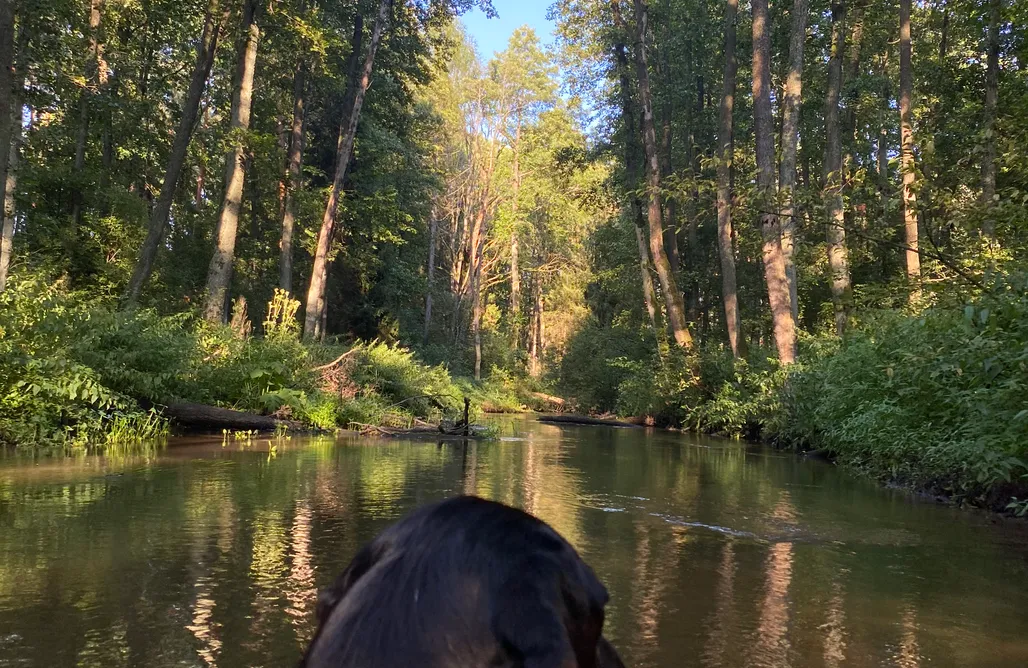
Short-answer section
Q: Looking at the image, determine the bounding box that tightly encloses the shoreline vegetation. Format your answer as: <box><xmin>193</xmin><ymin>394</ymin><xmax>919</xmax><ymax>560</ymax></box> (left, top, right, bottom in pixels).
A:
<box><xmin>1</xmin><ymin>0</ymin><xmax>1026</xmax><ymax>521</ymax></box>
<box><xmin>3</xmin><ymin>271</ymin><xmax>1025</xmax><ymax>515</ymax></box>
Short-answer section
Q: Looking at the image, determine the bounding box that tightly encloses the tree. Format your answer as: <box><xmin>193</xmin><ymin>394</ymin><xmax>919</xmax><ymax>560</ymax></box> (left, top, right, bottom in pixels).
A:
<box><xmin>631</xmin><ymin>0</ymin><xmax>693</xmax><ymax>351</ymax></box>
<box><xmin>980</xmin><ymin>0</ymin><xmax>1000</xmax><ymax>235</ymax></box>
<box><xmin>716</xmin><ymin>0</ymin><xmax>743</xmax><ymax>358</ymax></box>
<box><xmin>203</xmin><ymin>0</ymin><xmax>262</xmax><ymax>323</ymax></box>
<box><xmin>824</xmin><ymin>0</ymin><xmax>852</xmax><ymax>335</ymax></box>
<box><xmin>279</xmin><ymin>59</ymin><xmax>306</xmax><ymax>295</ymax></box>
<box><xmin>303</xmin><ymin>0</ymin><xmax>388</xmax><ymax>339</ymax></box>
<box><xmin>779</xmin><ymin>0</ymin><xmax>807</xmax><ymax>323</ymax></box>
<box><xmin>0</xmin><ymin>0</ymin><xmax>16</xmax><ymax>292</ymax></box>
<box><xmin>898</xmin><ymin>0</ymin><xmax>920</xmax><ymax>301</ymax></box>
<box><xmin>125</xmin><ymin>0</ymin><xmax>228</xmax><ymax>303</ymax></box>
<box><xmin>752</xmin><ymin>0</ymin><xmax>796</xmax><ymax>363</ymax></box>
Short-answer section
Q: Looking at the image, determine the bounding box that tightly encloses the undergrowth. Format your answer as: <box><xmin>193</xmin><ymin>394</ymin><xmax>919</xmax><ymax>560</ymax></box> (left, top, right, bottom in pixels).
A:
<box><xmin>558</xmin><ymin>274</ymin><xmax>1028</xmax><ymax>511</ymax></box>
<box><xmin>0</xmin><ymin>278</ymin><xmax>469</xmax><ymax>449</ymax></box>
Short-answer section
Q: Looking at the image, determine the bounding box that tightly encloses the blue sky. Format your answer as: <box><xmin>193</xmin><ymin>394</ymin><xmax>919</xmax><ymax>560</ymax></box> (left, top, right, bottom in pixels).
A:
<box><xmin>460</xmin><ymin>0</ymin><xmax>556</xmax><ymax>58</ymax></box>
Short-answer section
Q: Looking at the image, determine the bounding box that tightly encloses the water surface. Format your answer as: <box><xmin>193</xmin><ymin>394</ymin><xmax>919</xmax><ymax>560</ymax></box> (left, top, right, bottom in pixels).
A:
<box><xmin>1</xmin><ymin>417</ymin><xmax>1027</xmax><ymax>667</ymax></box>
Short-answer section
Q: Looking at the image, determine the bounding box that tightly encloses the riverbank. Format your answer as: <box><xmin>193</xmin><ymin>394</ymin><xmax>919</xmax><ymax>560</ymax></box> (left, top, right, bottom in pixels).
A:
<box><xmin>0</xmin><ymin>277</ymin><xmax>531</xmax><ymax>451</ymax></box>
<box><xmin>557</xmin><ymin>275</ymin><xmax>1028</xmax><ymax>515</ymax></box>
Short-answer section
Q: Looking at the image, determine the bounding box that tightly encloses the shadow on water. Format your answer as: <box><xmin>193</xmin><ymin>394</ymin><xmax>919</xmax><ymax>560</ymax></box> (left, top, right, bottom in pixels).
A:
<box><xmin>1</xmin><ymin>416</ymin><xmax>1028</xmax><ymax>667</ymax></box>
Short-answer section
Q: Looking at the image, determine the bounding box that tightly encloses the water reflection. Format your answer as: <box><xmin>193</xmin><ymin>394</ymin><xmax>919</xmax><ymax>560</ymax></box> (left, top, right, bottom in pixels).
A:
<box><xmin>0</xmin><ymin>418</ymin><xmax>1026</xmax><ymax>667</ymax></box>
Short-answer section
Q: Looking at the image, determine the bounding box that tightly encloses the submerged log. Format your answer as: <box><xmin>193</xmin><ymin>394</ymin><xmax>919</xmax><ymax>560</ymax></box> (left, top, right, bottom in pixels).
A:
<box><xmin>161</xmin><ymin>402</ymin><xmax>304</xmax><ymax>432</ymax></box>
<box><xmin>536</xmin><ymin>414</ymin><xmax>641</xmax><ymax>428</ymax></box>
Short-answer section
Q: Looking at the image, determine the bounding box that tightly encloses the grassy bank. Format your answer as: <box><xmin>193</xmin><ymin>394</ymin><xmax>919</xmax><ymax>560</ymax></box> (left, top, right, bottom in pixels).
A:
<box><xmin>0</xmin><ymin>275</ymin><xmax>495</xmax><ymax>451</ymax></box>
<box><xmin>558</xmin><ymin>275</ymin><xmax>1028</xmax><ymax>514</ymax></box>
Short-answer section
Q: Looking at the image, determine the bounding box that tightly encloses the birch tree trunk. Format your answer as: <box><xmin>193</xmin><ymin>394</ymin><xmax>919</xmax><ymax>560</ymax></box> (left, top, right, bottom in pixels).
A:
<box><xmin>125</xmin><ymin>0</ymin><xmax>227</xmax><ymax>303</ymax></box>
<box><xmin>752</xmin><ymin>0</ymin><xmax>797</xmax><ymax>364</ymax></box>
<box><xmin>824</xmin><ymin>0</ymin><xmax>852</xmax><ymax>335</ymax></box>
<box><xmin>632</xmin><ymin>0</ymin><xmax>693</xmax><ymax>351</ymax></box>
<box><xmin>779</xmin><ymin>0</ymin><xmax>807</xmax><ymax>323</ymax></box>
<box><xmin>203</xmin><ymin>0</ymin><xmax>261</xmax><ymax>323</ymax></box>
<box><xmin>303</xmin><ymin>0</ymin><xmax>387</xmax><ymax>338</ymax></box>
<box><xmin>716</xmin><ymin>0</ymin><xmax>743</xmax><ymax>358</ymax></box>
<box><xmin>898</xmin><ymin>0</ymin><xmax>921</xmax><ymax>300</ymax></box>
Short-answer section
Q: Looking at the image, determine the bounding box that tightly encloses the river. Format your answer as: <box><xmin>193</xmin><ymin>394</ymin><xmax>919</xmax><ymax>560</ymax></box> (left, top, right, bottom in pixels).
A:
<box><xmin>1</xmin><ymin>416</ymin><xmax>1026</xmax><ymax>667</ymax></box>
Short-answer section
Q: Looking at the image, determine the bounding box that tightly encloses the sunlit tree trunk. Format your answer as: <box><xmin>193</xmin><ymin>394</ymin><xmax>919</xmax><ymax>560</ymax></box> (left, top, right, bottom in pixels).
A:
<box><xmin>824</xmin><ymin>0</ymin><xmax>852</xmax><ymax>335</ymax></box>
<box><xmin>980</xmin><ymin>0</ymin><xmax>1000</xmax><ymax>236</ymax></box>
<box><xmin>303</xmin><ymin>0</ymin><xmax>387</xmax><ymax>339</ymax></box>
<box><xmin>125</xmin><ymin>0</ymin><xmax>227</xmax><ymax>303</ymax></box>
<box><xmin>0</xmin><ymin>131</ymin><xmax>17</xmax><ymax>293</ymax></box>
<box><xmin>660</xmin><ymin>113</ymin><xmax>680</xmax><ymax>274</ymax></box>
<box><xmin>898</xmin><ymin>0</ymin><xmax>920</xmax><ymax>301</ymax></box>
<box><xmin>279</xmin><ymin>60</ymin><xmax>306</xmax><ymax>294</ymax></box>
<box><xmin>612</xmin><ymin>26</ymin><xmax>663</xmax><ymax>350</ymax></box>
<box><xmin>717</xmin><ymin>0</ymin><xmax>743</xmax><ymax>358</ymax></box>
<box><xmin>752</xmin><ymin>0</ymin><xmax>797</xmax><ymax>363</ymax></box>
<box><xmin>70</xmin><ymin>0</ymin><xmax>104</xmax><ymax>242</ymax></box>
<box><xmin>203</xmin><ymin>0</ymin><xmax>261</xmax><ymax>323</ymax></box>
<box><xmin>632</xmin><ymin>0</ymin><xmax>693</xmax><ymax>351</ymax></box>
<box><xmin>779</xmin><ymin>0</ymin><xmax>807</xmax><ymax>323</ymax></box>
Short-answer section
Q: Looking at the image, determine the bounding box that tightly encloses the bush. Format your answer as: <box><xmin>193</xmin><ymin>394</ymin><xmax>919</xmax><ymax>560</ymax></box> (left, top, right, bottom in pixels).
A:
<box><xmin>781</xmin><ymin>275</ymin><xmax>1028</xmax><ymax>503</ymax></box>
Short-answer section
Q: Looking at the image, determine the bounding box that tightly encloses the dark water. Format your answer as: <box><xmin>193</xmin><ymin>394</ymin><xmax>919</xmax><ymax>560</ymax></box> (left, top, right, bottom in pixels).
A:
<box><xmin>1</xmin><ymin>418</ymin><xmax>1027</xmax><ymax>667</ymax></box>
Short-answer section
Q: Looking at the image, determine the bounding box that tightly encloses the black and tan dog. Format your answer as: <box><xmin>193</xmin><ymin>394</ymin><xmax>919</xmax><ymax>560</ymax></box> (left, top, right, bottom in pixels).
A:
<box><xmin>301</xmin><ymin>495</ymin><xmax>626</xmax><ymax>668</ymax></box>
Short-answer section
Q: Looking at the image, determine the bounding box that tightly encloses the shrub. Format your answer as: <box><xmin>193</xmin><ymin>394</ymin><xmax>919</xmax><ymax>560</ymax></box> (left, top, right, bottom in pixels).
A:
<box><xmin>781</xmin><ymin>275</ymin><xmax>1028</xmax><ymax>503</ymax></box>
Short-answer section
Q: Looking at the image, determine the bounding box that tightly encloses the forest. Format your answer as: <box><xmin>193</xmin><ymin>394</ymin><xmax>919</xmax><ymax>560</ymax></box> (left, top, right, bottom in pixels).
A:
<box><xmin>0</xmin><ymin>0</ymin><xmax>1025</xmax><ymax>511</ymax></box>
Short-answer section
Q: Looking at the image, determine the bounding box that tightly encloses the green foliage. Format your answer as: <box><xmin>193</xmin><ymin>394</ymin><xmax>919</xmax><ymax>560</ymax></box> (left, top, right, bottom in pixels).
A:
<box><xmin>0</xmin><ymin>274</ymin><xmax>472</xmax><ymax>446</ymax></box>
<box><xmin>781</xmin><ymin>275</ymin><xmax>1028</xmax><ymax>504</ymax></box>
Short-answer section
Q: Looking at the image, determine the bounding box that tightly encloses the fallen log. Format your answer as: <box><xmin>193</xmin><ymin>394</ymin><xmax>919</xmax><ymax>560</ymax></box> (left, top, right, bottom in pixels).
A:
<box><xmin>161</xmin><ymin>402</ymin><xmax>305</xmax><ymax>432</ymax></box>
<box><xmin>528</xmin><ymin>391</ymin><xmax>566</xmax><ymax>408</ymax></box>
<box><xmin>536</xmin><ymin>414</ymin><xmax>641</xmax><ymax>428</ymax></box>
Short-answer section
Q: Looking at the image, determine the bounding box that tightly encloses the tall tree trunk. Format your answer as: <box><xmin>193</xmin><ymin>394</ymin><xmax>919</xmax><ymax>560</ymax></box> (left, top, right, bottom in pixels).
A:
<box><xmin>898</xmin><ymin>0</ymin><xmax>920</xmax><ymax>300</ymax></box>
<box><xmin>635</xmin><ymin>223</ymin><xmax>661</xmax><ymax>338</ymax></box>
<box><xmin>716</xmin><ymin>0</ymin><xmax>743</xmax><ymax>358</ymax></box>
<box><xmin>632</xmin><ymin>0</ymin><xmax>693</xmax><ymax>351</ymax></box>
<box><xmin>303</xmin><ymin>1</ymin><xmax>386</xmax><ymax>339</ymax></box>
<box><xmin>660</xmin><ymin>112</ymin><xmax>680</xmax><ymax>274</ymax></box>
<box><xmin>69</xmin><ymin>0</ymin><xmax>104</xmax><ymax>242</ymax></box>
<box><xmin>824</xmin><ymin>0</ymin><xmax>852</xmax><ymax>335</ymax></box>
<box><xmin>980</xmin><ymin>0</ymin><xmax>999</xmax><ymax>236</ymax></box>
<box><xmin>279</xmin><ymin>60</ymin><xmax>306</xmax><ymax>294</ymax></box>
<box><xmin>612</xmin><ymin>27</ymin><xmax>663</xmax><ymax>349</ymax></box>
<box><xmin>779</xmin><ymin>0</ymin><xmax>807</xmax><ymax>323</ymax></box>
<box><xmin>203</xmin><ymin>0</ymin><xmax>260</xmax><ymax>323</ymax></box>
<box><xmin>125</xmin><ymin>0</ymin><xmax>227</xmax><ymax>303</ymax></box>
<box><xmin>0</xmin><ymin>129</ymin><xmax>16</xmax><ymax>293</ymax></box>
<box><xmin>423</xmin><ymin>212</ymin><xmax>437</xmax><ymax>343</ymax></box>
<box><xmin>752</xmin><ymin>0</ymin><xmax>797</xmax><ymax>363</ymax></box>
<box><xmin>0</xmin><ymin>5</ymin><xmax>18</xmax><ymax>293</ymax></box>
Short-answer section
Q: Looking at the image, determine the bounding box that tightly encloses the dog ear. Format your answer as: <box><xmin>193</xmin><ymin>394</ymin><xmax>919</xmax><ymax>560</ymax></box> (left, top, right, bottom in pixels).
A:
<box><xmin>492</xmin><ymin>565</ymin><xmax>577</xmax><ymax>668</ymax></box>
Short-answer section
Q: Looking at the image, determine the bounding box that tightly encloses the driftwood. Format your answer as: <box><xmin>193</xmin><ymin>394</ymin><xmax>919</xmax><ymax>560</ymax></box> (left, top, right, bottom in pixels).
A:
<box><xmin>161</xmin><ymin>402</ymin><xmax>305</xmax><ymax>432</ymax></box>
<box><xmin>536</xmin><ymin>414</ymin><xmax>641</xmax><ymax>428</ymax></box>
<box><xmin>528</xmin><ymin>391</ymin><xmax>566</xmax><ymax>408</ymax></box>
